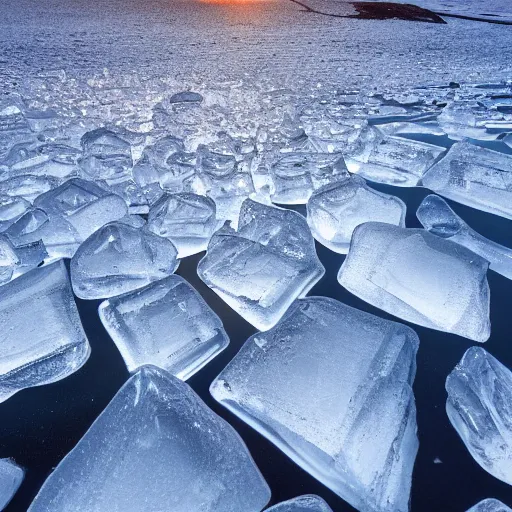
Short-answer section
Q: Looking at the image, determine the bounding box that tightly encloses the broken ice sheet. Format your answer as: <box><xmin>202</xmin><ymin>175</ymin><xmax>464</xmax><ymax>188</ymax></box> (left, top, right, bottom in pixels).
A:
<box><xmin>467</xmin><ymin>500</ymin><xmax>512</xmax><ymax>512</ymax></box>
<box><xmin>417</xmin><ymin>195</ymin><xmax>512</xmax><ymax>280</ymax></box>
<box><xmin>198</xmin><ymin>199</ymin><xmax>324</xmax><ymax>330</ymax></box>
<box><xmin>211</xmin><ymin>297</ymin><xmax>419</xmax><ymax>512</ymax></box>
<box><xmin>446</xmin><ymin>347</ymin><xmax>512</xmax><ymax>485</ymax></box>
<box><xmin>71</xmin><ymin>222</ymin><xmax>179</xmax><ymax>299</ymax></box>
<box><xmin>422</xmin><ymin>142</ymin><xmax>512</xmax><ymax>220</ymax></box>
<box><xmin>338</xmin><ymin>222</ymin><xmax>490</xmax><ymax>342</ymax></box>
<box><xmin>266</xmin><ymin>495</ymin><xmax>333</xmax><ymax>512</ymax></box>
<box><xmin>346</xmin><ymin>130</ymin><xmax>445</xmax><ymax>187</ymax></box>
<box><xmin>99</xmin><ymin>275</ymin><xmax>229</xmax><ymax>379</ymax></box>
<box><xmin>0</xmin><ymin>260</ymin><xmax>90</xmax><ymax>403</ymax></box>
<box><xmin>307</xmin><ymin>175</ymin><xmax>406</xmax><ymax>254</ymax></box>
<box><xmin>0</xmin><ymin>458</ymin><xmax>24</xmax><ymax>511</ymax></box>
<box><xmin>28</xmin><ymin>366</ymin><xmax>270</xmax><ymax>512</ymax></box>
<box><xmin>268</xmin><ymin>153</ymin><xmax>349</xmax><ymax>204</ymax></box>
<box><xmin>147</xmin><ymin>193</ymin><xmax>218</xmax><ymax>258</ymax></box>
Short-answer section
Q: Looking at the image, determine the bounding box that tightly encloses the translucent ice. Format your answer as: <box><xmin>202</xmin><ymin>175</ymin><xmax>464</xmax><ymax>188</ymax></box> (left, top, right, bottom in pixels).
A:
<box><xmin>0</xmin><ymin>195</ymin><xmax>31</xmax><ymax>232</ymax></box>
<box><xmin>267</xmin><ymin>495</ymin><xmax>333</xmax><ymax>512</ymax></box>
<box><xmin>0</xmin><ymin>175</ymin><xmax>59</xmax><ymax>203</ymax></box>
<box><xmin>346</xmin><ymin>132</ymin><xmax>445</xmax><ymax>187</ymax></box>
<box><xmin>467</xmin><ymin>499</ymin><xmax>512</xmax><ymax>512</ymax></box>
<box><xmin>269</xmin><ymin>153</ymin><xmax>348</xmax><ymax>204</ymax></box>
<box><xmin>28</xmin><ymin>366</ymin><xmax>271</xmax><ymax>512</ymax></box>
<box><xmin>307</xmin><ymin>175</ymin><xmax>406</xmax><ymax>253</ymax></box>
<box><xmin>99</xmin><ymin>275</ymin><xmax>229</xmax><ymax>379</ymax></box>
<box><xmin>71</xmin><ymin>222</ymin><xmax>179</xmax><ymax>299</ymax></box>
<box><xmin>446</xmin><ymin>347</ymin><xmax>512</xmax><ymax>485</ymax></box>
<box><xmin>211</xmin><ymin>297</ymin><xmax>419</xmax><ymax>512</ymax></box>
<box><xmin>338</xmin><ymin>222</ymin><xmax>490</xmax><ymax>342</ymax></box>
<box><xmin>0</xmin><ymin>458</ymin><xmax>24</xmax><ymax>511</ymax></box>
<box><xmin>0</xmin><ymin>235</ymin><xmax>47</xmax><ymax>285</ymax></box>
<box><xmin>198</xmin><ymin>199</ymin><xmax>324</xmax><ymax>330</ymax></box>
<box><xmin>422</xmin><ymin>142</ymin><xmax>512</xmax><ymax>220</ymax></box>
<box><xmin>147</xmin><ymin>193</ymin><xmax>218</xmax><ymax>257</ymax></box>
<box><xmin>0</xmin><ymin>260</ymin><xmax>90</xmax><ymax>403</ymax></box>
<box><xmin>417</xmin><ymin>195</ymin><xmax>512</xmax><ymax>280</ymax></box>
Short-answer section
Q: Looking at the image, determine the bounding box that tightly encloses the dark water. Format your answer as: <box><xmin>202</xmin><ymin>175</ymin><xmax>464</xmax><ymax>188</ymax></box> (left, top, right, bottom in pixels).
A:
<box><xmin>1</xmin><ymin>183</ymin><xmax>512</xmax><ymax>511</ymax></box>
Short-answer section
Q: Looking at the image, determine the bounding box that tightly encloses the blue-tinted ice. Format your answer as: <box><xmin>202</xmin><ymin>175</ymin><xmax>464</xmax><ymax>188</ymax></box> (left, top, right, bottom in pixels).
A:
<box><xmin>267</xmin><ymin>495</ymin><xmax>333</xmax><ymax>512</ymax></box>
<box><xmin>0</xmin><ymin>458</ymin><xmax>24</xmax><ymax>511</ymax></box>
<box><xmin>466</xmin><ymin>499</ymin><xmax>512</xmax><ymax>512</ymax></box>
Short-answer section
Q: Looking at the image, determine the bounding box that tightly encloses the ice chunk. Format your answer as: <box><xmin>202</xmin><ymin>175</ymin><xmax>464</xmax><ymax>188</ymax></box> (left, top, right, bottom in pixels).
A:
<box><xmin>0</xmin><ymin>260</ymin><xmax>90</xmax><ymax>403</ymax></box>
<box><xmin>33</xmin><ymin>178</ymin><xmax>128</xmax><ymax>241</ymax></box>
<box><xmin>28</xmin><ymin>366</ymin><xmax>271</xmax><ymax>512</ymax></box>
<box><xmin>307</xmin><ymin>175</ymin><xmax>406</xmax><ymax>253</ymax></box>
<box><xmin>346</xmin><ymin>132</ymin><xmax>445</xmax><ymax>187</ymax></box>
<box><xmin>147</xmin><ymin>193</ymin><xmax>218</xmax><ymax>258</ymax></box>
<box><xmin>0</xmin><ymin>104</ymin><xmax>34</xmax><ymax>159</ymax></box>
<box><xmin>467</xmin><ymin>499</ymin><xmax>512</xmax><ymax>512</ymax></box>
<box><xmin>266</xmin><ymin>495</ymin><xmax>333</xmax><ymax>512</ymax></box>
<box><xmin>422</xmin><ymin>142</ymin><xmax>512</xmax><ymax>220</ymax></box>
<box><xmin>446</xmin><ymin>347</ymin><xmax>512</xmax><ymax>485</ymax></box>
<box><xmin>198</xmin><ymin>199</ymin><xmax>324</xmax><ymax>330</ymax></box>
<box><xmin>99</xmin><ymin>275</ymin><xmax>229</xmax><ymax>379</ymax></box>
<box><xmin>0</xmin><ymin>194</ymin><xmax>31</xmax><ymax>232</ymax></box>
<box><xmin>211</xmin><ymin>297</ymin><xmax>419</xmax><ymax>512</ymax></box>
<box><xmin>0</xmin><ymin>458</ymin><xmax>24</xmax><ymax>511</ymax></box>
<box><xmin>269</xmin><ymin>153</ymin><xmax>349</xmax><ymax>204</ymax></box>
<box><xmin>70</xmin><ymin>222</ymin><xmax>179</xmax><ymax>299</ymax></box>
<box><xmin>417</xmin><ymin>195</ymin><xmax>512</xmax><ymax>280</ymax></box>
<box><xmin>0</xmin><ymin>175</ymin><xmax>59</xmax><ymax>203</ymax></box>
<box><xmin>0</xmin><ymin>235</ymin><xmax>47</xmax><ymax>284</ymax></box>
<box><xmin>338</xmin><ymin>222</ymin><xmax>490</xmax><ymax>342</ymax></box>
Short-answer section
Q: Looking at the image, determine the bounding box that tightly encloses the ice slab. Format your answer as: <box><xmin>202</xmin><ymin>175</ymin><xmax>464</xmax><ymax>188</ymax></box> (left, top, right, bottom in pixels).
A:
<box><xmin>422</xmin><ymin>142</ymin><xmax>512</xmax><ymax>220</ymax></box>
<box><xmin>147</xmin><ymin>193</ymin><xmax>218</xmax><ymax>258</ymax></box>
<box><xmin>346</xmin><ymin>132</ymin><xmax>445</xmax><ymax>187</ymax></box>
<box><xmin>267</xmin><ymin>495</ymin><xmax>333</xmax><ymax>512</ymax></box>
<box><xmin>446</xmin><ymin>347</ymin><xmax>512</xmax><ymax>485</ymax></box>
<box><xmin>28</xmin><ymin>366</ymin><xmax>271</xmax><ymax>512</ymax></box>
<box><xmin>338</xmin><ymin>222</ymin><xmax>491</xmax><ymax>342</ymax></box>
<box><xmin>0</xmin><ymin>260</ymin><xmax>90</xmax><ymax>403</ymax></box>
<box><xmin>198</xmin><ymin>199</ymin><xmax>324</xmax><ymax>330</ymax></box>
<box><xmin>467</xmin><ymin>499</ymin><xmax>512</xmax><ymax>512</ymax></box>
<box><xmin>0</xmin><ymin>458</ymin><xmax>24</xmax><ymax>511</ymax></box>
<box><xmin>307</xmin><ymin>175</ymin><xmax>406</xmax><ymax>254</ymax></box>
<box><xmin>269</xmin><ymin>153</ymin><xmax>348</xmax><ymax>204</ymax></box>
<box><xmin>211</xmin><ymin>297</ymin><xmax>419</xmax><ymax>512</ymax></box>
<box><xmin>71</xmin><ymin>222</ymin><xmax>179</xmax><ymax>299</ymax></box>
<box><xmin>99</xmin><ymin>275</ymin><xmax>229</xmax><ymax>379</ymax></box>
<box><xmin>417</xmin><ymin>195</ymin><xmax>512</xmax><ymax>280</ymax></box>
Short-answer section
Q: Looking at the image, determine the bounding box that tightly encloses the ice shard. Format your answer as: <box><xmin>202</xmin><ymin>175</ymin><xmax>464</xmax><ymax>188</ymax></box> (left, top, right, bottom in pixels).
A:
<box><xmin>422</xmin><ymin>142</ymin><xmax>512</xmax><ymax>220</ymax></box>
<box><xmin>307</xmin><ymin>175</ymin><xmax>406</xmax><ymax>253</ymax></box>
<box><xmin>338</xmin><ymin>222</ymin><xmax>490</xmax><ymax>342</ymax></box>
<box><xmin>0</xmin><ymin>458</ymin><xmax>24</xmax><ymax>511</ymax></box>
<box><xmin>0</xmin><ymin>194</ymin><xmax>31</xmax><ymax>232</ymax></box>
<box><xmin>417</xmin><ymin>195</ymin><xmax>512</xmax><ymax>280</ymax></box>
<box><xmin>99</xmin><ymin>275</ymin><xmax>229</xmax><ymax>379</ymax></box>
<box><xmin>446</xmin><ymin>347</ymin><xmax>512</xmax><ymax>485</ymax></box>
<box><xmin>28</xmin><ymin>366</ymin><xmax>271</xmax><ymax>512</ymax></box>
<box><xmin>0</xmin><ymin>234</ymin><xmax>47</xmax><ymax>285</ymax></box>
<box><xmin>71</xmin><ymin>222</ymin><xmax>179</xmax><ymax>299</ymax></box>
<box><xmin>0</xmin><ymin>260</ymin><xmax>90</xmax><ymax>403</ymax></box>
<box><xmin>211</xmin><ymin>297</ymin><xmax>419</xmax><ymax>512</ymax></box>
<box><xmin>467</xmin><ymin>499</ymin><xmax>512</xmax><ymax>512</ymax></box>
<box><xmin>147</xmin><ymin>193</ymin><xmax>218</xmax><ymax>258</ymax></box>
<box><xmin>198</xmin><ymin>199</ymin><xmax>324</xmax><ymax>330</ymax></box>
<box><xmin>267</xmin><ymin>495</ymin><xmax>333</xmax><ymax>512</ymax></box>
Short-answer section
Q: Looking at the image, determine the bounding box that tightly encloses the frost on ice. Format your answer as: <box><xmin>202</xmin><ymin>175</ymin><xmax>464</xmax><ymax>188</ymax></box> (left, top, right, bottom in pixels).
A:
<box><xmin>0</xmin><ymin>260</ymin><xmax>90</xmax><ymax>403</ymax></box>
<box><xmin>338</xmin><ymin>222</ymin><xmax>491</xmax><ymax>342</ymax></box>
<box><xmin>198</xmin><ymin>199</ymin><xmax>324</xmax><ymax>330</ymax></box>
<box><xmin>422</xmin><ymin>142</ymin><xmax>512</xmax><ymax>220</ymax></box>
<box><xmin>0</xmin><ymin>458</ymin><xmax>24</xmax><ymax>511</ymax></box>
<box><xmin>307</xmin><ymin>175</ymin><xmax>406</xmax><ymax>254</ymax></box>
<box><xmin>28</xmin><ymin>366</ymin><xmax>271</xmax><ymax>512</ymax></box>
<box><xmin>99</xmin><ymin>275</ymin><xmax>229</xmax><ymax>379</ymax></box>
<box><xmin>146</xmin><ymin>193</ymin><xmax>218</xmax><ymax>258</ymax></box>
<box><xmin>266</xmin><ymin>495</ymin><xmax>333</xmax><ymax>512</ymax></box>
<box><xmin>70</xmin><ymin>221</ymin><xmax>179</xmax><ymax>299</ymax></box>
<box><xmin>417</xmin><ymin>195</ymin><xmax>512</xmax><ymax>280</ymax></box>
<box><xmin>211</xmin><ymin>297</ymin><xmax>419</xmax><ymax>512</ymax></box>
<box><xmin>466</xmin><ymin>500</ymin><xmax>512</xmax><ymax>512</ymax></box>
<box><xmin>446</xmin><ymin>347</ymin><xmax>512</xmax><ymax>485</ymax></box>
